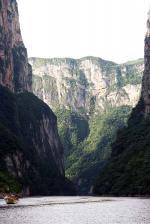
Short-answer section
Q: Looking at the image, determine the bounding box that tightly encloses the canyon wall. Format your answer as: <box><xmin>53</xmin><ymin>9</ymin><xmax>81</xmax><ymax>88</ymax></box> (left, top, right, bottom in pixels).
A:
<box><xmin>0</xmin><ymin>0</ymin><xmax>32</xmax><ymax>92</ymax></box>
<box><xmin>30</xmin><ymin>57</ymin><xmax>143</xmax><ymax>114</ymax></box>
<box><xmin>0</xmin><ymin>0</ymin><xmax>75</xmax><ymax>195</ymax></box>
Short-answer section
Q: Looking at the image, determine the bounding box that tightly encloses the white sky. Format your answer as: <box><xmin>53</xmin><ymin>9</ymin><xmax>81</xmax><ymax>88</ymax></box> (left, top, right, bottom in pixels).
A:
<box><xmin>17</xmin><ymin>0</ymin><xmax>150</xmax><ymax>63</ymax></box>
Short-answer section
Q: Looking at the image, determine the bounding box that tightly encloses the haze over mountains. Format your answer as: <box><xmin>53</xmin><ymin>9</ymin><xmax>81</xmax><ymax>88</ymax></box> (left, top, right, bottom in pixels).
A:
<box><xmin>0</xmin><ymin>0</ymin><xmax>150</xmax><ymax>197</ymax></box>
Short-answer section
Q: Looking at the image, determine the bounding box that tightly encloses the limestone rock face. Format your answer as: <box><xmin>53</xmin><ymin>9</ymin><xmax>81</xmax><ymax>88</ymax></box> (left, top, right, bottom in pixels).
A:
<box><xmin>30</xmin><ymin>57</ymin><xmax>144</xmax><ymax>114</ymax></box>
<box><xmin>0</xmin><ymin>0</ymin><xmax>32</xmax><ymax>92</ymax></box>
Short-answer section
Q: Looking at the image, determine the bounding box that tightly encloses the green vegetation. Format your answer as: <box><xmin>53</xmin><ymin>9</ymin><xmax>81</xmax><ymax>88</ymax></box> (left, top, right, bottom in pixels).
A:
<box><xmin>30</xmin><ymin>56</ymin><xmax>144</xmax><ymax>195</ymax></box>
<box><xmin>56</xmin><ymin>109</ymin><xmax>89</xmax><ymax>161</ymax></box>
<box><xmin>104</xmin><ymin>64</ymin><xmax>142</xmax><ymax>96</ymax></box>
<box><xmin>94</xmin><ymin>99</ymin><xmax>150</xmax><ymax>196</ymax></box>
<box><xmin>122</xmin><ymin>67</ymin><xmax>142</xmax><ymax>85</ymax></box>
<box><xmin>56</xmin><ymin>106</ymin><xmax>131</xmax><ymax>194</ymax></box>
<box><xmin>0</xmin><ymin>172</ymin><xmax>21</xmax><ymax>193</ymax></box>
<box><xmin>107</xmin><ymin>64</ymin><xmax>142</xmax><ymax>93</ymax></box>
<box><xmin>125</xmin><ymin>58</ymin><xmax>144</xmax><ymax>65</ymax></box>
<box><xmin>0</xmin><ymin>86</ymin><xmax>24</xmax><ymax>193</ymax></box>
<box><xmin>0</xmin><ymin>85</ymin><xmax>75</xmax><ymax>195</ymax></box>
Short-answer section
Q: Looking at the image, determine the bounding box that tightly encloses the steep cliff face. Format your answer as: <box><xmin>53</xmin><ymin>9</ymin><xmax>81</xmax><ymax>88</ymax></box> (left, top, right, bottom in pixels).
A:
<box><xmin>0</xmin><ymin>0</ymin><xmax>75</xmax><ymax>195</ymax></box>
<box><xmin>16</xmin><ymin>91</ymin><xmax>64</xmax><ymax>177</ymax></box>
<box><xmin>0</xmin><ymin>85</ymin><xmax>75</xmax><ymax>195</ymax></box>
<box><xmin>0</xmin><ymin>85</ymin><xmax>76</xmax><ymax>195</ymax></box>
<box><xmin>142</xmin><ymin>8</ymin><xmax>150</xmax><ymax>116</ymax></box>
<box><xmin>93</xmin><ymin>9</ymin><xmax>150</xmax><ymax>196</ymax></box>
<box><xmin>0</xmin><ymin>0</ymin><xmax>32</xmax><ymax>92</ymax></box>
<box><xmin>30</xmin><ymin>57</ymin><xmax>143</xmax><ymax>114</ymax></box>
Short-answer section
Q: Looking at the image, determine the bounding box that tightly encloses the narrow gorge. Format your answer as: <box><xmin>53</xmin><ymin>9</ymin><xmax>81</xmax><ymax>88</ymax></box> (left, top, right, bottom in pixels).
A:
<box><xmin>30</xmin><ymin>57</ymin><xmax>144</xmax><ymax>194</ymax></box>
<box><xmin>0</xmin><ymin>0</ymin><xmax>148</xmax><ymax>197</ymax></box>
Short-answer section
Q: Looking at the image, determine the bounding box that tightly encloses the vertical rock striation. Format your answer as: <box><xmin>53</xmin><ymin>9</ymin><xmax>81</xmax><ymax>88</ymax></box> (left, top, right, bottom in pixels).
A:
<box><xmin>30</xmin><ymin>57</ymin><xmax>143</xmax><ymax>115</ymax></box>
<box><xmin>142</xmin><ymin>7</ymin><xmax>150</xmax><ymax>116</ymax></box>
<box><xmin>0</xmin><ymin>0</ymin><xmax>32</xmax><ymax>92</ymax></box>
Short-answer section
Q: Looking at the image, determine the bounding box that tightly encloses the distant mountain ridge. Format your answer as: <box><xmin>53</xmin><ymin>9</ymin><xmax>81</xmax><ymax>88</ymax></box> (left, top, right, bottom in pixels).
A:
<box><xmin>30</xmin><ymin>57</ymin><xmax>144</xmax><ymax>115</ymax></box>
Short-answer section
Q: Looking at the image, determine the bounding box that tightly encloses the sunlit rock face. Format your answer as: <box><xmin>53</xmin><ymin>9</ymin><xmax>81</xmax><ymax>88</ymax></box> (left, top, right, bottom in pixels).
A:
<box><xmin>0</xmin><ymin>0</ymin><xmax>32</xmax><ymax>92</ymax></box>
<box><xmin>30</xmin><ymin>57</ymin><xmax>144</xmax><ymax>114</ymax></box>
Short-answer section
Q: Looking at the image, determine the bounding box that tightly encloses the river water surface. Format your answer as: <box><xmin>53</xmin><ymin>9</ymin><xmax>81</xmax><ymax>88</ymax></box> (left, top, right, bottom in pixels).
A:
<box><xmin>0</xmin><ymin>196</ymin><xmax>150</xmax><ymax>224</ymax></box>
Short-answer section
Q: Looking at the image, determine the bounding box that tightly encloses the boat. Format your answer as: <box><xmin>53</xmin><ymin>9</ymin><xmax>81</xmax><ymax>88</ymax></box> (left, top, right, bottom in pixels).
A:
<box><xmin>4</xmin><ymin>194</ymin><xmax>19</xmax><ymax>204</ymax></box>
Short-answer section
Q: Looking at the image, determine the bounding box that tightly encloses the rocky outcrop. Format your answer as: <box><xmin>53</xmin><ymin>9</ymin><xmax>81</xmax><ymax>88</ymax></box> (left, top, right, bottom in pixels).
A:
<box><xmin>0</xmin><ymin>0</ymin><xmax>32</xmax><ymax>92</ymax></box>
<box><xmin>30</xmin><ymin>57</ymin><xmax>143</xmax><ymax>114</ymax></box>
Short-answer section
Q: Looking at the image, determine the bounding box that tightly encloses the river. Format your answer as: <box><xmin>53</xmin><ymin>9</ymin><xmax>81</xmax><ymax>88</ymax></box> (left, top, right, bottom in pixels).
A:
<box><xmin>0</xmin><ymin>196</ymin><xmax>150</xmax><ymax>223</ymax></box>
